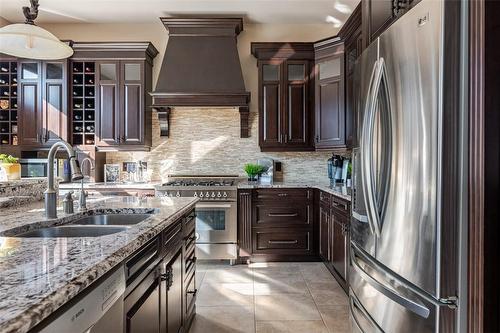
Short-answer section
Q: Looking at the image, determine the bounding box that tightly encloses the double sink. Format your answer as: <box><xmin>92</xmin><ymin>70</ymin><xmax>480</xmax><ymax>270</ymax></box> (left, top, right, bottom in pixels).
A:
<box><xmin>14</xmin><ymin>214</ymin><xmax>153</xmax><ymax>238</ymax></box>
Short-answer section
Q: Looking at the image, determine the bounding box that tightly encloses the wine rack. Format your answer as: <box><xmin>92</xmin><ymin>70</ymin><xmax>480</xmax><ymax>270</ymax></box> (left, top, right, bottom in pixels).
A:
<box><xmin>0</xmin><ymin>61</ymin><xmax>18</xmax><ymax>145</ymax></box>
<box><xmin>71</xmin><ymin>61</ymin><xmax>96</xmax><ymax>145</ymax></box>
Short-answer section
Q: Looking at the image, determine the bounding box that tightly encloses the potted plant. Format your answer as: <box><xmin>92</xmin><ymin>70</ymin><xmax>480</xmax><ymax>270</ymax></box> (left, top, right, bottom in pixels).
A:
<box><xmin>0</xmin><ymin>154</ymin><xmax>21</xmax><ymax>181</ymax></box>
<box><xmin>244</xmin><ymin>163</ymin><xmax>265</xmax><ymax>182</ymax></box>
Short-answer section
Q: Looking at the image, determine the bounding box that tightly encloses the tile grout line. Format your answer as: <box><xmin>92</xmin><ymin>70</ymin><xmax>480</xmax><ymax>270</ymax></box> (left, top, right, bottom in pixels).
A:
<box><xmin>299</xmin><ymin>263</ymin><xmax>332</xmax><ymax>333</ymax></box>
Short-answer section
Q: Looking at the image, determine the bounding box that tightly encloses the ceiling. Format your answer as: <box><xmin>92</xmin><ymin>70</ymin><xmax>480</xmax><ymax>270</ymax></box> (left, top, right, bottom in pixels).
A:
<box><xmin>0</xmin><ymin>0</ymin><xmax>360</xmax><ymax>26</ymax></box>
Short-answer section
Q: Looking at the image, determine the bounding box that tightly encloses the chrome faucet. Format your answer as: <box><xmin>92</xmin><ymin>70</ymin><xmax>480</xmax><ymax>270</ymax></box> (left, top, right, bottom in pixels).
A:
<box><xmin>79</xmin><ymin>157</ymin><xmax>95</xmax><ymax>211</ymax></box>
<box><xmin>45</xmin><ymin>140</ymin><xmax>83</xmax><ymax>219</ymax></box>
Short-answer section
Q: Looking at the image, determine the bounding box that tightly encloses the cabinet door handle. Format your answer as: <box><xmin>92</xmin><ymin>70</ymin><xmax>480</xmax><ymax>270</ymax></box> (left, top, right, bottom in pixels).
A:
<box><xmin>187</xmin><ymin>289</ymin><xmax>198</xmax><ymax>295</ymax></box>
<box><xmin>332</xmin><ymin>201</ymin><xmax>348</xmax><ymax>210</ymax></box>
<box><xmin>188</xmin><ymin>256</ymin><xmax>197</xmax><ymax>264</ymax></box>
<box><xmin>268</xmin><ymin>213</ymin><xmax>298</xmax><ymax>217</ymax></box>
<box><xmin>268</xmin><ymin>240</ymin><xmax>298</xmax><ymax>244</ymax></box>
<box><xmin>316</xmin><ymin>135</ymin><xmax>319</xmax><ymax>143</ymax></box>
<box><xmin>161</xmin><ymin>266</ymin><xmax>173</xmax><ymax>289</ymax></box>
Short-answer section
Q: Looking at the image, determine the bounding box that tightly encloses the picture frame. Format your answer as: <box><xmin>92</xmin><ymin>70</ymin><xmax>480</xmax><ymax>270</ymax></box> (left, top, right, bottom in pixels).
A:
<box><xmin>104</xmin><ymin>164</ymin><xmax>121</xmax><ymax>184</ymax></box>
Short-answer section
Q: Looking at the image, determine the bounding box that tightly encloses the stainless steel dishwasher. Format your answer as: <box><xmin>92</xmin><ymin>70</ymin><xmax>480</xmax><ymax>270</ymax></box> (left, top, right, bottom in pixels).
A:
<box><xmin>39</xmin><ymin>265</ymin><xmax>125</xmax><ymax>333</ymax></box>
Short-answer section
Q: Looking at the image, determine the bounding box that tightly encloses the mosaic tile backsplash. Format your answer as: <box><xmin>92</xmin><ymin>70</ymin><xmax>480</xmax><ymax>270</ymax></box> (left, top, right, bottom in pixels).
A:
<box><xmin>106</xmin><ymin>107</ymin><xmax>349</xmax><ymax>183</ymax></box>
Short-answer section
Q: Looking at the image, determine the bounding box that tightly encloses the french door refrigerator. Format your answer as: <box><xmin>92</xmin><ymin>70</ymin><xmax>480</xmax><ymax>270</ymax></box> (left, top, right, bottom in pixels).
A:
<box><xmin>349</xmin><ymin>0</ymin><xmax>464</xmax><ymax>332</ymax></box>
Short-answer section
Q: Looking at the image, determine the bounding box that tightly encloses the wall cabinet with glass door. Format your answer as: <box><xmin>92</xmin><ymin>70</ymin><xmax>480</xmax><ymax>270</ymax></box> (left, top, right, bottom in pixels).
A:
<box><xmin>314</xmin><ymin>38</ymin><xmax>346</xmax><ymax>150</ymax></box>
<box><xmin>251</xmin><ymin>43</ymin><xmax>315</xmax><ymax>152</ymax></box>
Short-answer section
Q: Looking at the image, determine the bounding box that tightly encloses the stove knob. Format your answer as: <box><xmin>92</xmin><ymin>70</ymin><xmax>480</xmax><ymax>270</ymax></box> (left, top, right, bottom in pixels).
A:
<box><xmin>222</xmin><ymin>192</ymin><xmax>227</xmax><ymax>198</ymax></box>
<box><xmin>211</xmin><ymin>192</ymin><xmax>216</xmax><ymax>198</ymax></box>
<box><xmin>199</xmin><ymin>192</ymin><xmax>204</xmax><ymax>198</ymax></box>
<box><xmin>217</xmin><ymin>192</ymin><xmax>221</xmax><ymax>198</ymax></box>
<box><xmin>175</xmin><ymin>191</ymin><xmax>180</xmax><ymax>197</ymax></box>
<box><xmin>205</xmin><ymin>192</ymin><xmax>210</xmax><ymax>198</ymax></box>
<box><xmin>193</xmin><ymin>192</ymin><xmax>198</xmax><ymax>197</ymax></box>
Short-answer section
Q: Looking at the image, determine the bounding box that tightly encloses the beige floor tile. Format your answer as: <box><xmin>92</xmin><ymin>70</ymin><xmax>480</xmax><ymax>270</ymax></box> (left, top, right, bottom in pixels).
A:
<box><xmin>197</xmin><ymin>281</ymin><xmax>254</xmax><ymax>306</ymax></box>
<box><xmin>255</xmin><ymin>293</ymin><xmax>322</xmax><ymax>321</ymax></box>
<box><xmin>301</xmin><ymin>264</ymin><xmax>336</xmax><ymax>283</ymax></box>
<box><xmin>308</xmin><ymin>282</ymin><xmax>348</xmax><ymax>306</ymax></box>
<box><xmin>317</xmin><ymin>305</ymin><xmax>351</xmax><ymax>333</ymax></box>
<box><xmin>256</xmin><ymin>320</ymin><xmax>329</xmax><ymax>333</ymax></box>
<box><xmin>254</xmin><ymin>274</ymin><xmax>309</xmax><ymax>295</ymax></box>
<box><xmin>189</xmin><ymin>305</ymin><xmax>255</xmax><ymax>333</ymax></box>
<box><xmin>203</xmin><ymin>266</ymin><xmax>254</xmax><ymax>283</ymax></box>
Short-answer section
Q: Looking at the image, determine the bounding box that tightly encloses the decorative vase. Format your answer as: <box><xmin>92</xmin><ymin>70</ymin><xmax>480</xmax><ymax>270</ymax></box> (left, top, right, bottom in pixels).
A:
<box><xmin>247</xmin><ymin>174</ymin><xmax>258</xmax><ymax>182</ymax></box>
<box><xmin>1</xmin><ymin>163</ymin><xmax>21</xmax><ymax>180</ymax></box>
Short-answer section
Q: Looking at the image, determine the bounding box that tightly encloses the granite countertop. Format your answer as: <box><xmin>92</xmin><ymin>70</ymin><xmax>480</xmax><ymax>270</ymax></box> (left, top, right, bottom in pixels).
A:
<box><xmin>0</xmin><ymin>196</ymin><xmax>198</xmax><ymax>333</ymax></box>
<box><xmin>0</xmin><ymin>178</ymin><xmax>48</xmax><ymax>208</ymax></box>
<box><xmin>59</xmin><ymin>181</ymin><xmax>160</xmax><ymax>190</ymax></box>
<box><xmin>237</xmin><ymin>181</ymin><xmax>352</xmax><ymax>202</ymax></box>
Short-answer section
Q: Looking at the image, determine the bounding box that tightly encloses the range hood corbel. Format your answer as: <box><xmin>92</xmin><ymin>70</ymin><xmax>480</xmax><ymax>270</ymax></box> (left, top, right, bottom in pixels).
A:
<box><xmin>150</xmin><ymin>17</ymin><xmax>251</xmax><ymax>138</ymax></box>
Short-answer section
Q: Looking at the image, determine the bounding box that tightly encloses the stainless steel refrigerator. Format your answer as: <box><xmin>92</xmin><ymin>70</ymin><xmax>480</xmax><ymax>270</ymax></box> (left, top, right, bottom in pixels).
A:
<box><xmin>349</xmin><ymin>0</ymin><xmax>465</xmax><ymax>331</ymax></box>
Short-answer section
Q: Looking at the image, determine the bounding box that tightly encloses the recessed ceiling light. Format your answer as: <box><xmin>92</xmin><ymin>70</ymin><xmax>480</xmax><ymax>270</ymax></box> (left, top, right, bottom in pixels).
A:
<box><xmin>334</xmin><ymin>3</ymin><xmax>352</xmax><ymax>15</ymax></box>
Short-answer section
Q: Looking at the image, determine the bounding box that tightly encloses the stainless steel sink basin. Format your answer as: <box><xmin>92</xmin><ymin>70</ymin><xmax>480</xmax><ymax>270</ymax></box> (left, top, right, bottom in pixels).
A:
<box><xmin>69</xmin><ymin>214</ymin><xmax>152</xmax><ymax>226</ymax></box>
<box><xmin>15</xmin><ymin>226</ymin><xmax>129</xmax><ymax>238</ymax></box>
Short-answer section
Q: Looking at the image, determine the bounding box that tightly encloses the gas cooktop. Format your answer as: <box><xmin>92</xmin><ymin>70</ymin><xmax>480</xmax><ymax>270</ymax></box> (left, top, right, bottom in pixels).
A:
<box><xmin>162</xmin><ymin>180</ymin><xmax>235</xmax><ymax>187</ymax></box>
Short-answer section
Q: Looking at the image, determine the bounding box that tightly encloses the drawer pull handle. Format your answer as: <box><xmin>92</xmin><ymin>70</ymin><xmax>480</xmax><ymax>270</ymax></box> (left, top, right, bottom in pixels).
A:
<box><xmin>277</xmin><ymin>193</ymin><xmax>289</xmax><ymax>197</ymax></box>
<box><xmin>268</xmin><ymin>240</ymin><xmax>298</xmax><ymax>244</ymax></box>
<box><xmin>187</xmin><ymin>289</ymin><xmax>198</xmax><ymax>295</ymax></box>
<box><xmin>268</xmin><ymin>213</ymin><xmax>298</xmax><ymax>217</ymax></box>
<box><xmin>332</xmin><ymin>201</ymin><xmax>348</xmax><ymax>210</ymax></box>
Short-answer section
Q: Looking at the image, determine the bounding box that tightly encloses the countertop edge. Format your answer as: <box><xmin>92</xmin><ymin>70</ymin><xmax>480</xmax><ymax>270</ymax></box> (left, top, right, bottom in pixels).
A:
<box><xmin>237</xmin><ymin>183</ymin><xmax>351</xmax><ymax>202</ymax></box>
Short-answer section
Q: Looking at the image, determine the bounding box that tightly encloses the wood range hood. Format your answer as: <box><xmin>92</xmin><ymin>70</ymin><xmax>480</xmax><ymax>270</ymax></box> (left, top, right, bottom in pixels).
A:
<box><xmin>150</xmin><ymin>17</ymin><xmax>251</xmax><ymax>138</ymax></box>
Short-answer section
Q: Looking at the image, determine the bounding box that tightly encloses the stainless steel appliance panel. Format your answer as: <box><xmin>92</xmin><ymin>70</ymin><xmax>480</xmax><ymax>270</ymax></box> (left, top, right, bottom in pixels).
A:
<box><xmin>350</xmin><ymin>38</ymin><xmax>380</xmax><ymax>258</ymax></box>
<box><xmin>373</xmin><ymin>0</ymin><xmax>443</xmax><ymax>297</ymax></box>
<box><xmin>195</xmin><ymin>201</ymin><xmax>237</xmax><ymax>244</ymax></box>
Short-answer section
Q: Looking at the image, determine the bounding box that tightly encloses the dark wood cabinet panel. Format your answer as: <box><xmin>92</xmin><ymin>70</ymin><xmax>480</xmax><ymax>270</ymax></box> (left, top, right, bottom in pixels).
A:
<box><xmin>121</xmin><ymin>61</ymin><xmax>144</xmax><ymax>145</ymax></box>
<box><xmin>238</xmin><ymin>188</ymin><xmax>317</xmax><ymax>261</ymax></box>
<box><xmin>96</xmin><ymin>61</ymin><xmax>120</xmax><ymax>146</ymax></box>
<box><xmin>331</xmin><ymin>216</ymin><xmax>348</xmax><ymax>280</ymax></box>
<box><xmin>261</xmin><ymin>83</ymin><xmax>281</xmax><ymax>146</ymax></box>
<box><xmin>18</xmin><ymin>82</ymin><xmax>40</xmax><ymax>146</ymax></box>
<box><xmin>314</xmin><ymin>39</ymin><xmax>346</xmax><ymax>150</ymax></box>
<box><xmin>42</xmin><ymin>61</ymin><xmax>68</xmax><ymax>146</ymax></box>
<box><xmin>125</xmin><ymin>265</ymin><xmax>162</xmax><ymax>333</ymax></box>
<box><xmin>254</xmin><ymin>229</ymin><xmax>312</xmax><ymax>252</ymax></box>
<box><xmin>238</xmin><ymin>190</ymin><xmax>253</xmax><ymax>257</ymax></box>
<box><xmin>318</xmin><ymin>190</ymin><xmax>350</xmax><ymax>291</ymax></box>
<box><xmin>165</xmin><ymin>251</ymin><xmax>183</xmax><ymax>333</ymax></box>
<box><xmin>253</xmin><ymin>43</ymin><xmax>315</xmax><ymax>152</ymax></box>
<box><xmin>254</xmin><ymin>203</ymin><xmax>311</xmax><ymax>227</ymax></box>
<box><xmin>319</xmin><ymin>202</ymin><xmax>331</xmax><ymax>261</ymax></box>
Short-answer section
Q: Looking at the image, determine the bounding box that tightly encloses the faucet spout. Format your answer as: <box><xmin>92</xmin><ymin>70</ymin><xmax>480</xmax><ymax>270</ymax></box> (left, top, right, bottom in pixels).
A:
<box><xmin>45</xmin><ymin>140</ymin><xmax>83</xmax><ymax>219</ymax></box>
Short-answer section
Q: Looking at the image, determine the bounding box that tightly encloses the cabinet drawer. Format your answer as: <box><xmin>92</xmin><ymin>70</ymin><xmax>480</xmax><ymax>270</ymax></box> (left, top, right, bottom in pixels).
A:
<box><xmin>125</xmin><ymin>237</ymin><xmax>160</xmax><ymax>282</ymax></box>
<box><xmin>254</xmin><ymin>188</ymin><xmax>312</xmax><ymax>201</ymax></box>
<box><xmin>331</xmin><ymin>196</ymin><xmax>350</xmax><ymax>217</ymax></box>
<box><xmin>162</xmin><ymin>223</ymin><xmax>183</xmax><ymax>261</ymax></box>
<box><xmin>254</xmin><ymin>229</ymin><xmax>312</xmax><ymax>252</ymax></box>
<box><xmin>319</xmin><ymin>190</ymin><xmax>331</xmax><ymax>206</ymax></box>
<box><xmin>254</xmin><ymin>203</ymin><xmax>311</xmax><ymax>227</ymax></box>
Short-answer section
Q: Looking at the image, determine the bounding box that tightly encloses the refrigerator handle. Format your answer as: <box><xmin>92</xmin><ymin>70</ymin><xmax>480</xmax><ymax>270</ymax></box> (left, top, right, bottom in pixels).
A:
<box><xmin>361</xmin><ymin>59</ymin><xmax>383</xmax><ymax>237</ymax></box>
<box><xmin>349</xmin><ymin>289</ymin><xmax>384</xmax><ymax>333</ymax></box>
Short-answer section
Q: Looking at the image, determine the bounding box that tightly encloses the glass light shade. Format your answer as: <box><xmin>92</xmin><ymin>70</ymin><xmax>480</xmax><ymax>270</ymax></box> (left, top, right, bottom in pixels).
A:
<box><xmin>0</xmin><ymin>23</ymin><xmax>73</xmax><ymax>60</ymax></box>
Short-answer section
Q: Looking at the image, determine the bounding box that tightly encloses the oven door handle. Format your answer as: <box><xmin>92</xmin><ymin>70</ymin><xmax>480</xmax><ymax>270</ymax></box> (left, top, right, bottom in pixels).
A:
<box><xmin>196</xmin><ymin>203</ymin><xmax>233</xmax><ymax>208</ymax></box>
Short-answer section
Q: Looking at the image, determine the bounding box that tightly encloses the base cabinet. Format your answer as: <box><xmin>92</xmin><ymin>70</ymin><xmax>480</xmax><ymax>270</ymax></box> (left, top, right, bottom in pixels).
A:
<box><xmin>123</xmin><ymin>209</ymin><xmax>195</xmax><ymax>333</ymax></box>
<box><xmin>317</xmin><ymin>190</ymin><xmax>350</xmax><ymax>290</ymax></box>
<box><xmin>238</xmin><ymin>188</ymin><xmax>317</xmax><ymax>261</ymax></box>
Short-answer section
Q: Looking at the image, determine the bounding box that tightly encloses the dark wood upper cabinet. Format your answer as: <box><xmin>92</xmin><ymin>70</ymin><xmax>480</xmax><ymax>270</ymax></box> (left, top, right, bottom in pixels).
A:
<box><xmin>362</xmin><ymin>0</ymin><xmax>420</xmax><ymax>47</ymax></box>
<box><xmin>314</xmin><ymin>39</ymin><xmax>346</xmax><ymax>149</ymax></box>
<box><xmin>71</xmin><ymin>42</ymin><xmax>158</xmax><ymax>151</ymax></box>
<box><xmin>18</xmin><ymin>60</ymin><xmax>68</xmax><ymax>147</ymax></box>
<box><xmin>96</xmin><ymin>60</ymin><xmax>120</xmax><ymax>147</ymax></box>
<box><xmin>252</xmin><ymin>43</ymin><xmax>315</xmax><ymax>152</ymax></box>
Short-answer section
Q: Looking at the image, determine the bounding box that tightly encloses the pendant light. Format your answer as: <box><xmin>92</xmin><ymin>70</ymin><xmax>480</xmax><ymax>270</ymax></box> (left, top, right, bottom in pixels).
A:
<box><xmin>0</xmin><ymin>0</ymin><xmax>73</xmax><ymax>60</ymax></box>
